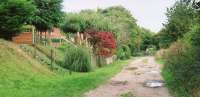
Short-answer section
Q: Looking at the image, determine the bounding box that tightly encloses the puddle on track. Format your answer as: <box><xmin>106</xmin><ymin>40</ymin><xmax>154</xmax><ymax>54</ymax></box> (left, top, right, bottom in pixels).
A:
<box><xmin>143</xmin><ymin>80</ymin><xmax>164</xmax><ymax>88</ymax></box>
<box><xmin>146</xmin><ymin>70</ymin><xmax>160</xmax><ymax>74</ymax></box>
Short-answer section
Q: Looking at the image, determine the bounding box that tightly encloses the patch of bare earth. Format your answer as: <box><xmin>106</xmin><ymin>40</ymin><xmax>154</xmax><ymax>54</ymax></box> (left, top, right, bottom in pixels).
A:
<box><xmin>85</xmin><ymin>56</ymin><xmax>172</xmax><ymax>97</ymax></box>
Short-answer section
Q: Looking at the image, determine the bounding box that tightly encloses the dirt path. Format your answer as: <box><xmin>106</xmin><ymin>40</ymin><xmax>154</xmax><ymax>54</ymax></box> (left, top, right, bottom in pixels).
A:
<box><xmin>86</xmin><ymin>56</ymin><xmax>171</xmax><ymax>97</ymax></box>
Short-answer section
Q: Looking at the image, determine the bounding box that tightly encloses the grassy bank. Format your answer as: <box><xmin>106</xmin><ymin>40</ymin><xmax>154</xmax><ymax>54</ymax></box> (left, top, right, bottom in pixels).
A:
<box><xmin>0</xmin><ymin>40</ymin><xmax>130</xmax><ymax>97</ymax></box>
<box><xmin>1</xmin><ymin>60</ymin><xmax>129</xmax><ymax>97</ymax></box>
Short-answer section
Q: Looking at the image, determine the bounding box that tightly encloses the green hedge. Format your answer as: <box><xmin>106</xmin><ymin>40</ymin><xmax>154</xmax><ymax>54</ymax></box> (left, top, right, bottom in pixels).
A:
<box><xmin>163</xmin><ymin>35</ymin><xmax>200</xmax><ymax>97</ymax></box>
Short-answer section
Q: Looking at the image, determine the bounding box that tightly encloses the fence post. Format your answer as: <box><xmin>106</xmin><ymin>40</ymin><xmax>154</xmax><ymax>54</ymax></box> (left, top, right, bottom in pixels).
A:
<box><xmin>33</xmin><ymin>44</ymin><xmax>36</xmax><ymax>58</ymax></box>
<box><xmin>50</xmin><ymin>49</ymin><xmax>53</xmax><ymax>69</ymax></box>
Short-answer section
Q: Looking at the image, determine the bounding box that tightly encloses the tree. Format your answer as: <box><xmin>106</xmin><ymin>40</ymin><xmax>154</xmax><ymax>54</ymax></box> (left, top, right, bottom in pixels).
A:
<box><xmin>61</xmin><ymin>11</ymin><xmax>114</xmax><ymax>34</ymax></box>
<box><xmin>31</xmin><ymin>0</ymin><xmax>63</xmax><ymax>32</ymax></box>
<box><xmin>61</xmin><ymin>6</ymin><xmax>138</xmax><ymax>46</ymax></box>
<box><xmin>154</xmin><ymin>29</ymin><xmax>174</xmax><ymax>48</ymax></box>
<box><xmin>166</xmin><ymin>1</ymin><xmax>196</xmax><ymax>38</ymax></box>
<box><xmin>160</xmin><ymin>1</ymin><xmax>200</xmax><ymax>96</ymax></box>
<box><xmin>184</xmin><ymin>0</ymin><xmax>200</xmax><ymax>8</ymax></box>
<box><xmin>139</xmin><ymin>28</ymin><xmax>154</xmax><ymax>50</ymax></box>
<box><xmin>99</xmin><ymin>6</ymin><xmax>137</xmax><ymax>45</ymax></box>
<box><xmin>61</xmin><ymin>6</ymin><xmax>155</xmax><ymax>57</ymax></box>
<box><xmin>157</xmin><ymin>0</ymin><xmax>197</xmax><ymax>48</ymax></box>
<box><xmin>129</xmin><ymin>27</ymin><xmax>155</xmax><ymax>55</ymax></box>
<box><xmin>0</xmin><ymin>0</ymin><xmax>36</xmax><ymax>40</ymax></box>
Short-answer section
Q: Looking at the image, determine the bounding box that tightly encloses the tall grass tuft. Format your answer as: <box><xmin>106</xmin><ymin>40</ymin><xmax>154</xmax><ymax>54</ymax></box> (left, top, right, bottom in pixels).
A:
<box><xmin>62</xmin><ymin>45</ymin><xmax>92</xmax><ymax>72</ymax></box>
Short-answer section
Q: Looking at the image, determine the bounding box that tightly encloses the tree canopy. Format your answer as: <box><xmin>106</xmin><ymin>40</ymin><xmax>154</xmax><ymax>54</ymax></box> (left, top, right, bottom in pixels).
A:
<box><xmin>0</xmin><ymin>0</ymin><xmax>36</xmax><ymax>40</ymax></box>
<box><xmin>0</xmin><ymin>0</ymin><xmax>64</xmax><ymax>40</ymax></box>
<box><xmin>61</xmin><ymin>10</ymin><xmax>114</xmax><ymax>34</ymax></box>
<box><xmin>31</xmin><ymin>0</ymin><xmax>64</xmax><ymax>32</ymax></box>
<box><xmin>61</xmin><ymin>6</ymin><xmax>139</xmax><ymax>45</ymax></box>
<box><xmin>61</xmin><ymin>6</ymin><xmax>156</xmax><ymax>56</ymax></box>
<box><xmin>158</xmin><ymin>1</ymin><xmax>200</xmax><ymax>97</ymax></box>
<box><xmin>155</xmin><ymin>0</ymin><xmax>197</xmax><ymax>48</ymax></box>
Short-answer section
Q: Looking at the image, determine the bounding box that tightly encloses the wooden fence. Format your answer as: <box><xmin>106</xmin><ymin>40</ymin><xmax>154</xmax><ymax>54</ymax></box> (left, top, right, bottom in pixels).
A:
<box><xmin>12</xmin><ymin>32</ymin><xmax>33</xmax><ymax>44</ymax></box>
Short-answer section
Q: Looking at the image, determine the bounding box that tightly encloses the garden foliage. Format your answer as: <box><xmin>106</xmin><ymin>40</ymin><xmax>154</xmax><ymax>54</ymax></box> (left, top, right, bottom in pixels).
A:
<box><xmin>62</xmin><ymin>45</ymin><xmax>92</xmax><ymax>72</ymax></box>
<box><xmin>0</xmin><ymin>0</ymin><xmax>36</xmax><ymax>40</ymax></box>
<box><xmin>88</xmin><ymin>32</ymin><xmax>117</xmax><ymax>57</ymax></box>
<box><xmin>61</xmin><ymin>6</ymin><xmax>156</xmax><ymax>58</ymax></box>
<box><xmin>117</xmin><ymin>45</ymin><xmax>131</xmax><ymax>60</ymax></box>
<box><xmin>0</xmin><ymin>0</ymin><xmax>63</xmax><ymax>40</ymax></box>
<box><xmin>159</xmin><ymin>1</ymin><xmax>200</xmax><ymax>97</ymax></box>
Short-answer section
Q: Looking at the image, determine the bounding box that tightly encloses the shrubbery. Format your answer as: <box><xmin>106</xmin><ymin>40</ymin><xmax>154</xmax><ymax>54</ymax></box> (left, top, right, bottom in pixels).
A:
<box><xmin>62</xmin><ymin>45</ymin><xmax>92</xmax><ymax>72</ymax></box>
<box><xmin>163</xmin><ymin>26</ymin><xmax>200</xmax><ymax>97</ymax></box>
<box><xmin>88</xmin><ymin>32</ymin><xmax>117</xmax><ymax>57</ymax></box>
<box><xmin>117</xmin><ymin>45</ymin><xmax>131</xmax><ymax>60</ymax></box>
<box><xmin>155</xmin><ymin>49</ymin><xmax>167</xmax><ymax>60</ymax></box>
<box><xmin>156</xmin><ymin>1</ymin><xmax>200</xmax><ymax>96</ymax></box>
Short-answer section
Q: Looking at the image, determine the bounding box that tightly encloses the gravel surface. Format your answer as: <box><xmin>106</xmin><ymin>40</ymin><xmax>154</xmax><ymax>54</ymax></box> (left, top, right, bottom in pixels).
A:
<box><xmin>86</xmin><ymin>56</ymin><xmax>172</xmax><ymax>97</ymax></box>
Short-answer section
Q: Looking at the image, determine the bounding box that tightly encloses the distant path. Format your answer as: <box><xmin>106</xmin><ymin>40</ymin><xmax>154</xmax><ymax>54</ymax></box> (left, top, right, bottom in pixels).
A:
<box><xmin>86</xmin><ymin>56</ymin><xmax>171</xmax><ymax>97</ymax></box>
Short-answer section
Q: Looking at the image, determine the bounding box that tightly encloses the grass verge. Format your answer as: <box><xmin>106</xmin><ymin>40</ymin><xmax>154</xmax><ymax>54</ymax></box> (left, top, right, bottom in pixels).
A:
<box><xmin>1</xmin><ymin>60</ymin><xmax>130</xmax><ymax>97</ymax></box>
<box><xmin>156</xmin><ymin>59</ymin><xmax>190</xmax><ymax>97</ymax></box>
<box><xmin>0</xmin><ymin>39</ymin><xmax>131</xmax><ymax>97</ymax></box>
<box><xmin>120</xmin><ymin>92</ymin><xmax>136</xmax><ymax>97</ymax></box>
<box><xmin>0</xmin><ymin>39</ymin><xmax>130</xmax><ymax>97</ymax></box>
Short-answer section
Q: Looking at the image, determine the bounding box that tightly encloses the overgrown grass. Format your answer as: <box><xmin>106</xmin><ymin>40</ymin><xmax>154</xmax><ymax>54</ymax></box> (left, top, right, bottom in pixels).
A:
<box><xmin>1</xmin><ymin>60</ymin><xmax>129</xmax><ymax>97</ymax></box>
<box><xmin>19</xmin><ymin>44</ymin><xmax>66</xmax><ymax>72</ymax></box>
<box><xmin>0</xmin><ymin>39</ymin><xmax>130</xmax><ymax>97</ymax></box>
<box><xmin>156</xmin><ymin>59</ymin><xmax>190</xmax><ymax>97</ymax></box>
<box><xmin>162</xmin><ymin>67</ymin><xmax>190</xmax><ymax>97</ymax></box>
<box><xmin>120</xmin><ymin>92</ymin><xmax>136</xmax><ymax>97</ymax></box>
<box><xmin>63</xmin><ymin>45</ymin><xmax>92</xmax><ymax>72</ymax></box>
<box><xmin>156</xmin><ymin>59</ymin><xmax>165</xmax><ymax>65</ymax></box>
<box><xmin>35</xmin><ymin>44</ymin><xmax>65</xmax><ymax>65</ymax></box>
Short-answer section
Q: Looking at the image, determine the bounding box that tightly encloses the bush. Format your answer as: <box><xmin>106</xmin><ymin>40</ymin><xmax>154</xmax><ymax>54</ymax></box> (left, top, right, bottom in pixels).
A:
<box><xmin>129</xmin><ymin>44</ymin><xmax>137</xmax><ymax>56</ymax></box>
<box><xmin>88</xmin><ymin>32</ymin><xmax>117</xmax><ymax>57</ymax></box>
<box><xmin>155</xmin><ymin>49</ymin><xmax>167</xmax><ymax>60</ymax></box>
<box><xmin>189</xmin><ymin>26</ymin><xmax>200</xmax><ymax>47</ymax></box>
<box><xmin>117</xmin><ymin>45</ymin><xmax>131</xmax><ymax>60</ymax></box>
<box><xmin>163</xmin><ymin>40</ymin><xmax>200</xmax><ymax>97</ymax></box>
<box><xmin>62</xmin><ymin>46</ymin><xmax>92</xmax><ymax>72</ymax></box>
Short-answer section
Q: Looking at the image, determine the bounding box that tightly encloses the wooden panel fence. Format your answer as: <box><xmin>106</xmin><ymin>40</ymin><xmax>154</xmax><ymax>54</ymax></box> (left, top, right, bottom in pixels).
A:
<box><xmin>12</xmin><ymin>32</ymin><xmax>33</xmax><ymax>44</ymax></box>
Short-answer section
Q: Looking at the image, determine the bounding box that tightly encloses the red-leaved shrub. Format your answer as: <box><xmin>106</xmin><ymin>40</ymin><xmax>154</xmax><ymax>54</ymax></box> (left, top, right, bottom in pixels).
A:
<box><xmin>88</xmin><ymin>32</ymin><xmax>117</xmax><ymax>57</ymax></box>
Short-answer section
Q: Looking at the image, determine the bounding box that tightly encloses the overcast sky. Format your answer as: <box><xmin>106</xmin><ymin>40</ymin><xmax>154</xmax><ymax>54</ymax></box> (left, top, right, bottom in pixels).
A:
<box><xmin>62</xmin><ymin>0</ymin><xmax>177</xmax><ymax>32</ymax></box>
